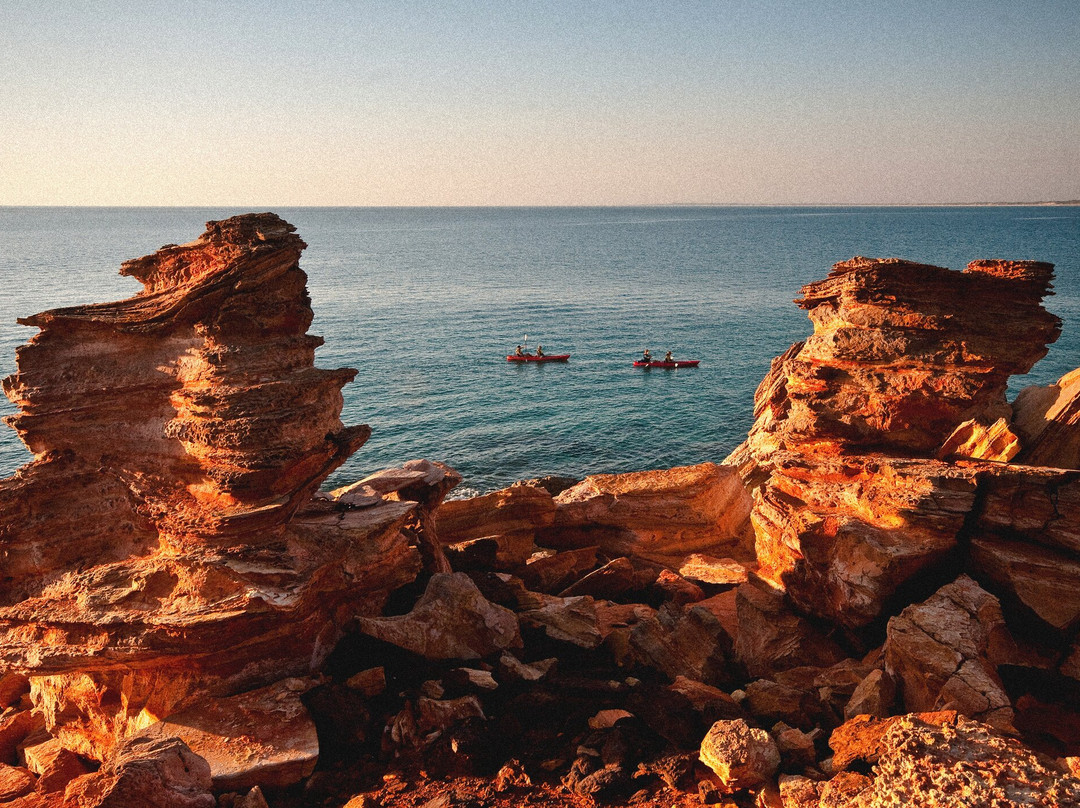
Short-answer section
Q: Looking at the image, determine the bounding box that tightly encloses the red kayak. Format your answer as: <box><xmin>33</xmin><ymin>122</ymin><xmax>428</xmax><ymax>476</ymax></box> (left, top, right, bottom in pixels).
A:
<box><xmin>507</xmin><ymin>354</ymin><xmax>570</xmax><ymax>363</ymax></box>
<box><xmin>633</xmin><ymin>360</ymin><xmax>700</xmax><ymax>368</ymax></box>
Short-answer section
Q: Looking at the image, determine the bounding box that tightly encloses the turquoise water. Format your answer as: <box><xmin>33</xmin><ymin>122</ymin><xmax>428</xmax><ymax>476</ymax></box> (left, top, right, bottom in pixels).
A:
<box><xmin>1</xmin><ymin>206</ymin><xmax>1078</xmax><ymax>494</ymax></box>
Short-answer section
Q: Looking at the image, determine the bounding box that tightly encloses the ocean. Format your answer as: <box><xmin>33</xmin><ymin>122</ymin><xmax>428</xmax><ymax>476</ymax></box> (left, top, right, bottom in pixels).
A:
<box><xmin>1</xmin><ymin>206</ymin><xmax>1078</xmax><ymax>495</ymax></box>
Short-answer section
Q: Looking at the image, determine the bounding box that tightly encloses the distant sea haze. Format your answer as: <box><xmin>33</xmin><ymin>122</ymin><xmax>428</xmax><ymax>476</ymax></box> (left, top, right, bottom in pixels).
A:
<box><xmin>1</xmin><ymin>206</ymin><xmax>1077</xmax><ymax>493</ymax></box>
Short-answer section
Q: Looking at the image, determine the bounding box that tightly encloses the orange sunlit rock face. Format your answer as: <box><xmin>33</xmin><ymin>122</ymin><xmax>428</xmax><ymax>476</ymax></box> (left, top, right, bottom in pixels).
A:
<box><xmin>0</xmin><ymin>214</ymin><xmax>420</xmax><ymax>759</ymax></box>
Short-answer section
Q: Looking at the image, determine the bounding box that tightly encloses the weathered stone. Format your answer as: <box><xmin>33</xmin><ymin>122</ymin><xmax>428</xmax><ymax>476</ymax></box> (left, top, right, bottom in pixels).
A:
<box><xmin>64</xmin><ymin>735</ymin><xmax>215</xmax><ymax>808</ymax></box>
<box><xmin>743</xmin><ymin>679</ymin><xmax>823</xmax><ymax>731</ymax></box>
<box><xmin>843</xmin><ymin>669</ymin><xmax>895</xmax><ymax>720</ymax></box>
<box><xmin>0</xmin><ymin>764</ymin><xmax>35</xmax><ymax>801</ymax></box>
<box><xmin>677</xmin><ymin>554</ymin><xmax>749</xmax><ymax>586</ymax></box>
<box><xmin>137</xmin><ymin>680</ymin><xmax>318</xmax><ymax>791</ymax></box>
<box><xmin>976</xmin><ymin>465</ymin><xmax>1080</xmax><ymax>555</ymax></box>
<box><xmin>557</xmin><ymin>557</ymin><xmax>656</xmax><ymax>599</ymax></box>
<box><xmin>735</xmin><ymin>582</ymin><xmax>845</xmax><ymax>678</ymax></box>
<box><xmin>0</xmin><ymin>675</ymin><xmax>30</xmax><ymax>711</ymax></box>
<box><xmin>0</xmin><ymin>710</ymin><xmax>39</xmax><ymax>765</ymax></box>
<box><xmin>435</xmin><ymin>485</ymin><xmax>555</xmax><ymax>544</ymax></box>
<box><xmin>936</xmin><ymin>416</ymin><xmax>1021</xmax><ymax>462</ymax></box>
<box><xmin>777</xmin><ymin>774</ymin><xmax>821</xmax><ymax>808</ymax></box>
<box><xmin>345</xmin><ymin>667</ymin><xmax>386</xmax><ymax>698</ymax></box>
<box><xmin>773</xmin><ymin>725</ymin><xmax>818</xmax><ymax>769</ymax></box>
<box><xmin>355</xmin><ymin>573</ymin><xmax>521</xmax><ymax>660</ymax></box>
<box><xmin>970</xmin><ymin>536</ymin><xmax>1080</xmax><ymax>632</ymax></box>
<box><xmin>34</xmin><ymin>744</ymin><xmax>91</xmax><ymax>793</ymax></box>
<box><xmin>1013</xmin><ymin>366</ymin><xmax>1080</xmax><ymax>469</ymax></box>
<box><xmin>630</xmin><ymin>602</ymin><xmax>732</xmax><ymax>686</ymax></box>
<box><xmin>518</xmin><ymin>547</ymin><xmax>599</xmax><ymax>593</ymax></box>
<box><xmin>884</xmin><ymin>576</ymin><xmax>1016</xmax><ymax>729</ymax></box>
<box><xmin>751</xmin><ymin>452</ymin><xmax>980</xmax><ymax>628</ymax></box>
<box><xmin>651</xmin><ymin>569</ymin><xmax>705</xmax><ymax>605</ymax></box>
<box><xmin>0</xmin><ymin>215</ymin><xmax>422</xmax><ymax>760</ymax></box>
<box><xmin>828</xmin><ymin>711</ymin><xmax>959</xmax><ymax>771</ymax></box>
<box><xmin>520</xmin><ymin>595</ymin><xmax>602</xmax><ymax>649</ymax></box>
<box><xmin>699</xmin><ymin>719</ymin><xmax>780</xmax><ymax>792</ymax></box>
<box><xmin>543</xmin><ymin>463</ymin><xmax>755</xmax><ymax>566</ymax></box>
<box><xmin>840</xmin><ymin>714</ymin><xmax>1080</xmax><ymax>807</ymax></box>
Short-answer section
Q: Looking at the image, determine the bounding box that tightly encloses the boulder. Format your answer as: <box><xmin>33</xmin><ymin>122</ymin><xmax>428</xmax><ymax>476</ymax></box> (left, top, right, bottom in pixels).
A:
<box><xmin>677</xmin><ymin>554</ymin><xmax>749</xmax><ymax>586</ymax></box>
<box><xmin>1013</xmin><ymin>366</ymin><xmax>1080</xmax><ymax>469</ymax></box>
<box><xmin>542</xmin><ymin>463</ymin><xmax>755</xmax><ymax>566</ymax></box>
<box><xmin>64</xmin><ymin>735</ymin><xmax>215</xmax><ymax>808</ymax></box>
<box><xmin>734</xmin><ymin>581</ymin><xmax>845</xmax><ymax>678</ymax></box>
<box><xmin>137</xmin><ymin>680</ymin><xmax>318</xmax><ymax>791</ymax></box>
<box><xmin>884</xmin><ymin>576</ymin><xmax>1016</xmax><ymax>729</ymax></box>
<box><xmin>0</xmin><ymin>764</ymin><xmax>35</xmax><ymax>801</ymax></box>
<box><xmin>354</xmin><ymin>573</ymin><xmax>521</xmax><ymax>660</ymax></box>
<box><xmin>630</xmin><ymin>602</ymin><xmax>732</xmax><ymax>685</ymax></box>
<box><xmin>834</xmin><ymin>714</ymin><xmax>1080</xmax><ymax>807</ymax></box>
<box><xmin>435</xmin><ymin>485</ymin><xmax>555</xmax><ymax>544</ymax></box>
<box><xmin>699</xmin><ymin>719</ymin><xmax>780</xmax><ymax>792</ymax></box>
<box><xmin>843</xmin><ymin>669</ymin><xmax>895</xmax><ymax>720</ymax></box>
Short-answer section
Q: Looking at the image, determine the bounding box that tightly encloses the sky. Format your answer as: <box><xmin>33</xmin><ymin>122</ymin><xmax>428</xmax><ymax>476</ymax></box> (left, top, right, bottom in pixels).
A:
<box><xmin>1</xmin><ymin>0</ymin><xmax>1078</xmax><ymax>206</ymax></box>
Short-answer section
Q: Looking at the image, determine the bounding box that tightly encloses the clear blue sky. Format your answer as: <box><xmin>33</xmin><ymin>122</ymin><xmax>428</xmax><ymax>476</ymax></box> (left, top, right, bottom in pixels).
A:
<box><xmin>1</xmin><ymin>0</ymin><xmax>1077</xmax><ymax>205</ymax></box>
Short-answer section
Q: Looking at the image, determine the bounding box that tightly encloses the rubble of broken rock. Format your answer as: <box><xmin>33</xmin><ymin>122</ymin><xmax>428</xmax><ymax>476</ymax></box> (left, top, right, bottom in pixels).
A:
<box><xmin>2</xmin><ymin>219</ymin><xmax>1080</xmax><ymax>807</ymax></box>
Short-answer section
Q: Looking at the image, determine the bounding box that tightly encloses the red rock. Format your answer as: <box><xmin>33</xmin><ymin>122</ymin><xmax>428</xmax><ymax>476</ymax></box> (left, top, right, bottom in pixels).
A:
<box><xmin>976</xmin><ymin>464</ymin><xmax>1080</xmax><ymax>555</ymax></box>
<box><xmin>839</xmin><ymin>714</ymin><xmax>1080</xmax><ymax>807</ymax></box>
<box><xmin>828</xmin><ymin>711</ymin><xmax>960</xmax><ymax>771</ymax></box>
<box><xmin>677</xmin><ymin>554</ymin><xmax>749</xmax><ymax>586</ymax></box>
<box><xmin>1013</xmin><ymin>366</ymin><xmax>1080</xmax><ymax>469</ymax></box>
<box><xmin>0</xmin><ymin>710</ymin><xmax>40</xmax><ymax>765</ymax></box>
<box><xmin>32</xmin><ymin>742</ymin><xmax>91</xmax><ymax>793</ymax></box>
<box><xmin>699</xmin><ymin>719</ymin><xmax>780</xmax><ymax>792</ymax></box>
<box><xmin>885</xmin><ymin>576</ymin><xmax>1016</xmax><ymax>729</ymax></box>
<box><xmin>0</xmin><ymin>675</ymin><xmax>30</xmax><ymax>711</ymax></box>
<box><xmin>750</xmin><ymin>451</ymin><xmax>980</xmax><ymax>628</ymax></box>
<box><xmin>746</xmin><ymin>257</ymin><xmax>1059</xmax><ymax>455</ymax></box>
<box><xmin>136</xmin><ymin>680</ymin><xmax>318</xmax><ymax>791</ymax></box>
<box><xmin>557</xmin><ymin>556</ymin><xmax>657</xmax><ymax>599</ymax></box>
<box><xmin>355</xmin><ymin>572</ymin><xmax>521</xmax><ymax>660</ymax></box>
<box><xmin>63</xmin><ymin>735</ymin><xmax>215</xmax><ymax>808</ymax></box>
<box><xmin>843</xmin><ymin>669</ymin><xmax>895</xmax><ymax>720</ymax></box>
<box><xmin>651</xmin><ymin>569</ymin><xmax>706</xmax><ymax>605</ymax></box>
<box><xmin>520</xmin><ymin>595</ymin><xmax>603</xmax><ymax>649</ymax></box>
<box><xmin>629</xmin><ymin>602</ymin><xmax>732</xmax><ymax>686</ymax></box>
<box><xmin>518</xmin><ymin>547</ymin><xmax>599</xmax><ymax>593</ymax></box>
<box><xmin>734</xmin><ymin>581</ymin><xmax>845</xmax><ymax>678</ymax></box>
<box><xmin>435</xmin><ymin>484</ymin><xmax>555</xmax><ymax>544</ymax></box>
<box><xmin>936</xmin><ymin>416</ymin><xmax>1021</xmax><ymax>461</ymax></box>
<box><xmin>542</xmin><ymin>463</ymin><xmax>754</xmax><ymax>566</ymax></box>
<box><xmin>0</xmin><ymin>764</ymin><xmax>35</xmax><ymax>801</ymax></box>
<box><xmin>0</xmin><ymin>215</ymin><xmax>421</xmax><ymax>760</ymax></box>
<box><xmin>970</xmin><ymin>535</ymin><xmax>1080</xmax><ymax>632</ymax></box>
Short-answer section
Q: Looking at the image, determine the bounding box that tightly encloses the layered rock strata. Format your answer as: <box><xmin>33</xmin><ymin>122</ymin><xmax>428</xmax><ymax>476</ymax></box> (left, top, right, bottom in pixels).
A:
<box><xmin>0</xmin><ymin>215</ymin><xmax>421</xmax><ymax>761</ymax></box>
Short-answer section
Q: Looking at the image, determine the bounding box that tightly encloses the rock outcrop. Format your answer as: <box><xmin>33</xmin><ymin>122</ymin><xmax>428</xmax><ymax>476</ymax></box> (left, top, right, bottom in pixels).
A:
<box><xmin>0</xmin><ymin>215</ymin><xmax>421</xmax><ymax>760</ymax></box>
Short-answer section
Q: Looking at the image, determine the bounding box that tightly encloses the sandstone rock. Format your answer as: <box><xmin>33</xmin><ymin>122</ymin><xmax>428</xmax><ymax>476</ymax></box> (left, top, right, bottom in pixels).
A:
<box><xmin>677</xmin><ymin>554</ymin><xmax>750</xmax><ymax>586</ymax></box>
<box><xmin>743</xmin><ymin>680</ymin><xmax>823</xmax><ymax>731</ymax></box>
<box><xmin>435</xmin><ymin>485</ymin><xmax>555</xmax><ymax>544</ymax></box>
<box><xmin>734</xmin><ymin>581</ymin><xmax>845</xmax><ymax>678</ymax></box>
<box><xmin>0</xmin><ymin>215</ymin><xmax>422</xmax><ymax>760</ymax></box>
<box><xmin>518</xmin><ymin>547</ymin><xmax>599</xmax><ymax>593</ymax></box>
<box><xmin>137</xmin><ymin>680</ymin><xmax>318</xmax><ymax>791</ymax></box>
<box><xmin>936</xmin><ymin>416</ymin><xmax>1021</xmax><ymax>462</ymax></box>
<box><xmin>345</xmin><ymin>667</ymin><xmax>386</xmax><ymax>698</ymax></box>
<box><xmin>970</xmin><ymin>535</ymin><xmax>1080</xmax><ymax>632</ymax></box>
<box><xmin>543</xmin><ymin>463</ymin><xmax>755</xmax><ymax>566</ymax></box>
<box><xmin>773</xmin><ymin>725</ymin><xmax>818</xmax><ymax>769</ymax></box>
<box><xmin>0</xmin><ymin>675</ymin><xmax>30</xmax><ymax>711</ymax></box>
<box><xmin>750</xmin><ymin>452</ymin><xmax>980</xmax><ymax>628</ymax></box>
<box><xmin>1013</xmin><ymin>366</ymin><xmax>1080</xmax><ymax>469</ymax></box>
<box><xmin>699</xmin><ymin>719</ymin><xmax>780</xmax><ymax>792</ymax></box>
<box><xmin>0</xmin><ymin>710</ymin><xmax>39</xmax><ymax>765</ymax></box>
<box><xmin>778</xmin><ymin>774</ymin><xmax>821</xmax><ymax>808</ymax></box>
<box><xmin>630</xmin><ymin>602</ymin><xmax>732</xmax><ymax>685</ymax></box>
<box><xmin>652</xmin><ymin>569</ymin><xmax>706</xmax><ymax>605</ymax></box>
<box><xmin>840</xmin><ymin>714</ymin><xmax>1080</xmax><ymax>807</ymax></box>
<box><xmin>742</xmin><ymin>257</ymin><xmax>1059</xmax><ymax>457</ymax></box>
<box><xmin>885</xmin><ymin>576</ymin><xmax>1016</xmax><ymax>729</ymax></box>
<box><xmin>843</xmin><ymin>669</ymin><xmax>895</xmax><ymax>720</ymax></box>
<box><xmin>354</xmin><ymin>573</ymin><xmax>521</xmax><ymax>660</ymax></box>
<box><xmin>828</xmin><ymin>711</ymin><xmax>960</xmax><ymax>772</ymax></box>
<box><xmin>976</xmin><ymin>464</ymin><xmax>1080</xmax><ymax>555</ymax></box>
<box><xmin>0</xmin><ymin>764</ymin><xmax>35</xmax><ymax>801</ymax></box>
<box><xmin>496</xmin><ymin>653</ymin><xmax>557</xmax><ymax>683</ymax></box>
<box><xmin>33</xmin><ymin>743</ymin><xmax>91</xmax><ymax>793</ymax></box>
<box><xmin>64</xmin><ymin>735</ymin><xmax>215</xmax><ymax>808</ymax></box>
<box><xmin>557</xmin><ymin>556</ymin><xmax>656</xmax><ymax>599</ymax></box>
<box><xmin>520</xmin><ymin>595</ymin><xmax>603</xmax><ymax>649</ymax></box>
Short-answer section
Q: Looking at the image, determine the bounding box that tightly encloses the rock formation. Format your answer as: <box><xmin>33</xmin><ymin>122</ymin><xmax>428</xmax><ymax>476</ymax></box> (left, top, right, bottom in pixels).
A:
<box><xmin>3</xmin><ymin>232</ymin><xmax>1080</xmax><ymax>807</ymax></box>
<box><xmin>0</xmin><ymin>215</ymin><xmax>421</xmax><ymax>764</ymax></box>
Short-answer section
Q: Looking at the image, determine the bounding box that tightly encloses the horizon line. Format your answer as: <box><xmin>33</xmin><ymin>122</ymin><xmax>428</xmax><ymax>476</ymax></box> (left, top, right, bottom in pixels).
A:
<box><xmin>1</xmin><ymin>201</ymin><xmax>1078</xmax><ymax>210</ymax></box>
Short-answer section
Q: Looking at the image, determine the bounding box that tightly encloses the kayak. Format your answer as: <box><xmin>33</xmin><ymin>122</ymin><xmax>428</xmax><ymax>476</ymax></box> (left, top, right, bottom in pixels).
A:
<box><xmin>633</xmin><ymin>360</ymin><xmax>700</xmax><ymax>368</ymax></box>
<box><xmin>507</xmin><ymin>354</ymin><xmax>570</xmax><ymax>363</ymax></box>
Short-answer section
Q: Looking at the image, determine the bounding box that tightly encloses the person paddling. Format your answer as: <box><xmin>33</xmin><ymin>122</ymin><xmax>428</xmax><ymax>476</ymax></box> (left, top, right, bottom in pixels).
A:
<box><xmin>664</xmin><ymin>350</ymin><xmax>673</xmax><ymax>363</ymax></box>
<box><xmin>536</xmin><ymin>344</ymin><xmax>545</xmax><ymax>357</ymax></box>
<box><xmin>642</xmin><ymin>348</ymin><xmax>652</xmax><ymax>363</ymax></box>
<box><xmin>515</xmin><ymin>345</ymin><xmax>524</xmax><ymax>357</ymax></box>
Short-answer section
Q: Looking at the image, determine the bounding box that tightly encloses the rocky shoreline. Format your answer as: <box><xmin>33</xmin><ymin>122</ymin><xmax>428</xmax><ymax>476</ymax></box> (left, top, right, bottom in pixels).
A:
<box><xmin>1</xmin><ymin>214</ymin><xmax>1078</xmax><ymax>807</ymax></box>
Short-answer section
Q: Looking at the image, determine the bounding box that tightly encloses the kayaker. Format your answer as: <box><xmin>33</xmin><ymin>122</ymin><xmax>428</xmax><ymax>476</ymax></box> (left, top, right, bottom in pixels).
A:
<box><xmin>664</xmin><ymin>350</ymin><xmax>673</xmax><ymax>363</ymax></box>
<box><xmin>642</xmin><ymin>348</ymin><xmax>652</xmax><ymax>363</ymax></box>
<box><xmin>536</xmin><ymin>344</ymin><xmax>545</xmax><ymax>357</ymax></box>
<box><xmin>515</xmin><ymin>345</ymin><xmax>524</xmax><ymax>356</ymax></box>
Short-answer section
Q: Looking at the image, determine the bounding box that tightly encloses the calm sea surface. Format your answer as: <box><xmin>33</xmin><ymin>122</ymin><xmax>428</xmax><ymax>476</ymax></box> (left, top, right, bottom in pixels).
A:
<box><xmin>1</xmin><ymin>207</ymin><xmax>1078</xmax><ymax>495</ymax></box>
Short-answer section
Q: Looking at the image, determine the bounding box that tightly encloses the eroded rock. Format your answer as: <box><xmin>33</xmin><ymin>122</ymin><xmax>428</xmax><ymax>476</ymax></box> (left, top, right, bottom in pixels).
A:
<box><xmin>699</xmin><ymin>718</ymin><xmax>780</xmax><ymax>792</ymax></box>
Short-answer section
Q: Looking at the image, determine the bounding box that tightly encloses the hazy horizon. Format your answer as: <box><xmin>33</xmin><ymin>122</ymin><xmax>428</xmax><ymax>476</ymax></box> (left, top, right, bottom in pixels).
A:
<box><xmin>3</xmin><ymin>1</ymin><xmax>1078</xmax><ymax>206</ymax></box>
